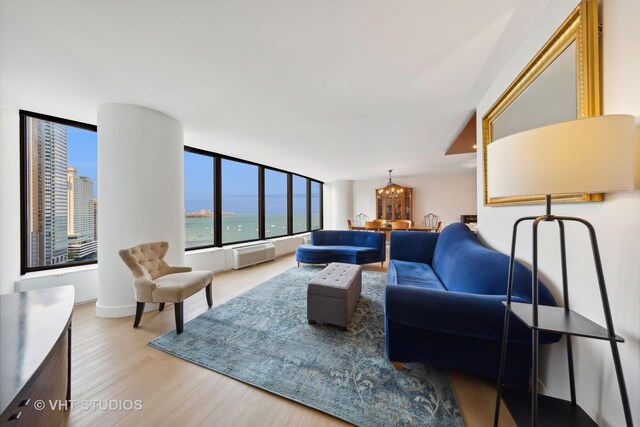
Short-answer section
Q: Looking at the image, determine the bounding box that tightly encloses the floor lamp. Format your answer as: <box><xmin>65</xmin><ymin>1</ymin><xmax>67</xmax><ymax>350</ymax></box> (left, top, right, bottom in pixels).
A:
<box><xmin>487</xmin><ymin>115</ymin><xmax>636</xmax><ymax>426</ymax></box>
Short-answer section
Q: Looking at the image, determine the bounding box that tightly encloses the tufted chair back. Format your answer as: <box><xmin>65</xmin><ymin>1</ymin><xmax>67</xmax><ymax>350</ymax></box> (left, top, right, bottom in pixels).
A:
<box><xmin>119</xmin><ymin>241</ymin><xmax>173</xmax><ymax>280</ymax></box>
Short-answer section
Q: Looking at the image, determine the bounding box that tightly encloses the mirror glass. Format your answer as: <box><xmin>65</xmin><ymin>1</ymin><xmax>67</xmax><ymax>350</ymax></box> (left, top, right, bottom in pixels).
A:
<box><xmin>482</xmin><ymin>0</ymin><xmax>601</xmax><ymax>206</ymax></box>
<box><xmin>492</xmin><ymin>42</ymin><xmax>577</xmax><ymax>140</ymax></box>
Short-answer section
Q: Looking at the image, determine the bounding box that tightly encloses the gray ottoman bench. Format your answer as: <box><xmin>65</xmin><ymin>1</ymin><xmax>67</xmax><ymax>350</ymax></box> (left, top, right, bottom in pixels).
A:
<box><xmin>307</xmin><ymin>262</ymin><xmax>362</xmax><ymax>330</ymax></box>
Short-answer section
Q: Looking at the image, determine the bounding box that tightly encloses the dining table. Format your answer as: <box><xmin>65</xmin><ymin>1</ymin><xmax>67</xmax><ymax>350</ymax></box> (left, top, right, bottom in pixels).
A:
<box><xmin>349</xmin><ymin>225</ymin><xmax>437</xmax><ymax>232</ymax></box>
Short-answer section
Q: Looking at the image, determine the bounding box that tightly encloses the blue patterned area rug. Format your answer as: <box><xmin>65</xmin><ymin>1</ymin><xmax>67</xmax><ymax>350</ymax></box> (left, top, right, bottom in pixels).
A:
<box><xmin>149</xmin><ymin>266</ymin><xmax>462</xmax><ymax>426</ymax></box>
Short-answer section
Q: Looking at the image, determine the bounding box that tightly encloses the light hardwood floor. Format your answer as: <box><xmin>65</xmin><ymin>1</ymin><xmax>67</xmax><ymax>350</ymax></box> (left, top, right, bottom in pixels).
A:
<box><xmin>64</xmin><ymin>254</ymin><xmax>514</xmax><ymax>426</ymax></box>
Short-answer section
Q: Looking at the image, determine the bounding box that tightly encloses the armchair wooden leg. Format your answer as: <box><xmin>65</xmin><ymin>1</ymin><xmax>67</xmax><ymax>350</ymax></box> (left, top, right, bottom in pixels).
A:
<box><xmin>133</xmin><ymin>302</ymin><xmax>145</xmax><ymax>328</ymax></box>
<box><xmin>174</xmin><ymin>302</ymin><xmax>184</xmax><ymax>334</ymax></box>
<box><xmin>158</xmin><ymin>303</ymin><xmax>165</xmax><ymax>312</ymax></box>
<box><xmin>206</xmin><ymin>283</ymin><xmax>213</xmax><ymax>307</ymax></box>
<box><xmin>391</xmin><ymin>362</ymin><xmax>404</xmax><ymax>371</ymax></box>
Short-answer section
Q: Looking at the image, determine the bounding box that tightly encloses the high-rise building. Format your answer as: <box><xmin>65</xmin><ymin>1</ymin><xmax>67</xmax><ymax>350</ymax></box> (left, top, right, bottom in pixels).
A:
<box><xmin>26</xmin><ymin>117</ymin><xmax>68</xmax><ymax>267</ymax></box>
<box><xmin>67</xmin><ymin>167</ymin><xmax>97</xmax><ymax>261</ymax></box>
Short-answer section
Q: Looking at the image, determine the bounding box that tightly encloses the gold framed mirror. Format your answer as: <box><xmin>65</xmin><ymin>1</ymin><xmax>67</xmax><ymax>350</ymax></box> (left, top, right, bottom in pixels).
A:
<box><xmin>482</xmin><ymin>0</ymin><xmax>601</xmax><ymax>206</ymax></box>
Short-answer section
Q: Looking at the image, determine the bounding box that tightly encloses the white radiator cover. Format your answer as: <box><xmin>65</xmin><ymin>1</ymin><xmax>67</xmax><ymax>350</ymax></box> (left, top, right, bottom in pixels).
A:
<box><xmin>232</xmin><ymin>242</ymin><xmax>276</xmax><ymax>269</ymax></box>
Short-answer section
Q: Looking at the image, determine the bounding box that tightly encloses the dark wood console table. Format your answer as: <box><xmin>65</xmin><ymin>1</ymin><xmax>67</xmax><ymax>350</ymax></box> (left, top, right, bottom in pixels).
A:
<box><xmin>0</xmin><ymin>285</ymin><xmax>74</xmax><ymax>426</ymax></box>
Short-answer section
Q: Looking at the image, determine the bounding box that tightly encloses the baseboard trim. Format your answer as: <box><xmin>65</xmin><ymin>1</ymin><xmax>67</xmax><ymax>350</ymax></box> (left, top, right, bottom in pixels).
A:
<box><xmin>95</xmin><ymin>301</ymin><xmax>160</xmax><ymax>318</ymax></box>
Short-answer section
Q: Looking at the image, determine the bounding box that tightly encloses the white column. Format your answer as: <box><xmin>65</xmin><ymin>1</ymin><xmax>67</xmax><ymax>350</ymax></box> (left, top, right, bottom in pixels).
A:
<box><xmin>96</xmin><ymin>104</ymin><xmax>185</xmax><ymax>318</ymax></box>
<box><xmin>0</xmin><ymin>108</ymin><xmax>21</xmax><ymax>296</ymax></box>
<box><xmin>329</xmin><ymin>180</ymin><xmax>353</xmax><ymax>230</ymax></box>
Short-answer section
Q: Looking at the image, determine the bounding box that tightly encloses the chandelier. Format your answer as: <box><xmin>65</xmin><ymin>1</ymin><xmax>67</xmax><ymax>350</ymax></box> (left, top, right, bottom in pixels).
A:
<box><xmin>378</xmin><ymin>169</ymin><xmax>404</xmax><ymax>198</ymax></box>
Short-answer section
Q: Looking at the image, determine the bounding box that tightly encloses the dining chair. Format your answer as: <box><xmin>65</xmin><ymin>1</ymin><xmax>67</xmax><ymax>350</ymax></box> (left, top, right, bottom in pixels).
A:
<box><xmin>423</xmin><ymin>213</ymin><xmax>441</xmax><ymax>232</ymax></box>
<box><xmin>355</xmin><ymin>213</ymin><xmax>369</xmax><ymax>226</ymax></box>
<box><xmin>391</xmin><ymin>221</ymin><xmax>410</xmax><ymax>231</ymax></box>
<box><xmin>364</xmin><ymin>221</ymin><xmax>380</xmax><ymax>232</ymax></box>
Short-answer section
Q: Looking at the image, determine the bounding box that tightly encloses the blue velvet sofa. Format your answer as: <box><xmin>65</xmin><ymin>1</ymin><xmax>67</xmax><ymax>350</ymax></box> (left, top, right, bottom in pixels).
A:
<box><xmin>385</xmin><ymin>223</ymin><xmax>559</xmax><ymax>389</ymax></box>
<box><xmin>296</xmin><ymin>230</ymin><xmax>386</xmax><ymax>267</ymax></box>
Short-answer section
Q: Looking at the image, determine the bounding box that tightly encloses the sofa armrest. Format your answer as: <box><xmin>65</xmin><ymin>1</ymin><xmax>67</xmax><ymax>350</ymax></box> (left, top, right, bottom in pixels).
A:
<box><xmin>385</xmin><ymin>284</ymin><xmax>554</xmax><ymax>344</ymax></box>
<box><xmin>168</xmin><ymin>266</ymin><xmax>192</xmax><ymax>274</ymax></box>
<box><xmin>389</xmin><ymin>231</ymin><xmax>439</xmax><ymax>264</ymax></box>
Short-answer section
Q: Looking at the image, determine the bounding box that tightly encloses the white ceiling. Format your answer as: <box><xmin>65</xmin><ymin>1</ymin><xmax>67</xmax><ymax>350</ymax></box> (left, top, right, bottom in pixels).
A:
<box><xmin>0</xmin><ymin>0</ymin><xmax>551</xmax><ymax>182</ymax></box>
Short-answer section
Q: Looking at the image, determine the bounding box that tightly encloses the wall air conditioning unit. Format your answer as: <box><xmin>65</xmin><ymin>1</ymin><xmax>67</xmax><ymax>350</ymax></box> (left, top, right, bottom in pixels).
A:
<box><xmin>232</xmin><ymin>242</ymin><xmax>276</xmax><ymax>270</ymax></box>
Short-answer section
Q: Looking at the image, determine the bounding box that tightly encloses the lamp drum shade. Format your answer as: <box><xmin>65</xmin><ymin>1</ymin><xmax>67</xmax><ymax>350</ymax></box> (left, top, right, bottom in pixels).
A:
<box><xmin>487</xmin><ymin>115</ymin><xmax>636</xmax><ymax>198</ymax></box>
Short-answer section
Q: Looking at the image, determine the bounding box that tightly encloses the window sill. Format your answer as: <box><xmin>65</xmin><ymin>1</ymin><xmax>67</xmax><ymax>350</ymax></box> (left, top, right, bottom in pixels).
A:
<box><xmin>20</xmin><ymin>263</ymin><xmax>98</xmax><ymax>279</ymax></box>
<box><xmin>184</xmin><ymin>234</ymin><xmax>307</xmax><ymax>256</ymax></box>
<box><xmin>185</xmin><ymin>246</ymin><xmax>224</xmax><ymax>255</ymax></box>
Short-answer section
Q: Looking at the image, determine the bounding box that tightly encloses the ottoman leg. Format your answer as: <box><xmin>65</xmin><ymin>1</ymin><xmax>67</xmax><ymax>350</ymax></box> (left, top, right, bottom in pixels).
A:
<box><xmin>308</xmin><ymin>319</ymin><xmax>317</xmax><ymax>325</ymax></box>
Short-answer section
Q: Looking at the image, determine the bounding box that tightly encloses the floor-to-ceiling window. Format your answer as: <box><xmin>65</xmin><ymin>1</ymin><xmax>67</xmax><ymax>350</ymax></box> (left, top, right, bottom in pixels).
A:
<box><xmin>264</xmin><ymin>169</ymin><xmax>288</xmax><ymax>238</ymax></box>
<box><xmin>184</xmin><ymin>150</ymin><xmax>215</xmax><ymax>249</ymax></box>
<box><xmin>292</xmin><ymin>175</ymin><xmax>308</xmax><ymax>234</ymax></box>
<box><xmin>311</xmin><ymin>181</ymin><xmax>322</xmax><ymax>230</ymax></box>
<box><xmin>183</xmin><ymin>147</ymin><xmax>323</xmax><ymax>250</ymax></box>
<box><xmin>221</xmin><ymin>159</ymin><xmax>259</xmax><ymax>244</ymax></box>
<box><xmin>20</xmin><ymin>110</ymin><xmax>98</xmax><ymax>274</ymax></box>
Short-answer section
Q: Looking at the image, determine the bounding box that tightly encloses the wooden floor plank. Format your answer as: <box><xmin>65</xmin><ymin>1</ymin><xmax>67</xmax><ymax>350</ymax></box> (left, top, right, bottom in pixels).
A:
<box><xmin>65</xmin><ymin>254</ymin><xmax>514</xmax><ymax>426</ymax></box>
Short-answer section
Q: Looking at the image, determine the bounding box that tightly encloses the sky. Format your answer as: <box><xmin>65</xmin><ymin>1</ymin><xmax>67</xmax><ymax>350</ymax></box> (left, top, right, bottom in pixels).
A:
<box><xmin>184</xmin><ymin>152</ymin><xmax>320</xmax><ymax>214</ymax></box>
<box><xmin>65</xmin><ymin>126</ymin><xmax>319</xmax><ymax>214</ymax></box>
<box><xmin>67</xmin><ymin>126</ymin><xmax>98</xmax><ymax>198</ymax></box>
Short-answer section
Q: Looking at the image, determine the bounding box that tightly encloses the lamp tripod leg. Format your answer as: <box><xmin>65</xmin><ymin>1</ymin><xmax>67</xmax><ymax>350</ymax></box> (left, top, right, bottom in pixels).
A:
<box><xmin>494</xmin><ymin>218</ymin><xmax>527</xmax><ymax>427</ymax></box>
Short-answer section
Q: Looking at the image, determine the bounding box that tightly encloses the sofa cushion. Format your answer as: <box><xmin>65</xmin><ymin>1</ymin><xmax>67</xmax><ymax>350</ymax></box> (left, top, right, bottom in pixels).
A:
<box><xmin>388</xmin><ymin>260</ymin><xmax>446</xmax><ymax>290</ymax></box>
<box><xmin>153</xmin><ymin>271</ymin><xmax>212</xmax><ymax>303</ymax></box>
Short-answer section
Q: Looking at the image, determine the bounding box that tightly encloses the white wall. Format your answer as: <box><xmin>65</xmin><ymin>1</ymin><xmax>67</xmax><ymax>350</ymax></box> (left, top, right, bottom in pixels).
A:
<box><xmin>327</xmin><ymin>180</ymin><xmax>354</xmax><ymax>230</ymax></box>
<box><xmin>476</xmin><ymin>0</ymin><xmax>640</xmax><ymax>425</ymax></box>
<box><xmin>322</xmin><ymin>182</ymin><xmax>333</xmax><ymax>230</ymax></box>
<box><xmin>352</xmin><ymin>172</ymin><xmax>477</xmax><ymax>227</ymax></box>
<box><xmin>96</xmin><ymin>104</ymin><xmax>185</xmax><ymax>317</ymax></box>
<box><xmin>0</xmin><ymin>108</ymin><xmax>22</xmax><ymax>296</ymax></box>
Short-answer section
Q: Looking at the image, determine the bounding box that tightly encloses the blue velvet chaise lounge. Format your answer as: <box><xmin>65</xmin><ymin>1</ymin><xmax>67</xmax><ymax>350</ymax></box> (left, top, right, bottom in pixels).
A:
<box><xmin>385</xmin><ymin>223</ymin><xmax>559</xmax><ymax>389</ymax></box>
<box><xmin>296</xmin><ymin>230</ymin><xmax>386</xmax><ymax>267</ymax></box>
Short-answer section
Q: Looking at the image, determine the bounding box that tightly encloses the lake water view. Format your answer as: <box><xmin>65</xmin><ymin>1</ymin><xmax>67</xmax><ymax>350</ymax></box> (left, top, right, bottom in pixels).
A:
<box><xmin>186</xmin><ymin>213</ymin><xmax>320</xmax><ymax>248</ymax></box>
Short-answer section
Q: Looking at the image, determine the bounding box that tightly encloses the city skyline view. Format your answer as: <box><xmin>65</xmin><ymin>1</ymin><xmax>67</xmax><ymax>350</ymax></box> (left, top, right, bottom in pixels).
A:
<box><xmin>24</xmin><ymin>114</ymin><xmax>323</xmax><ymax>264</ymax></box>
<box><xmin>67</xmin><ymin>125</ymin><xmax>98</xmax><ymax>198</ymax></box>
<box><xmin>24</xmin><ymin>115</ymin><xmax>98</xmax><ymax>268</ymax></box>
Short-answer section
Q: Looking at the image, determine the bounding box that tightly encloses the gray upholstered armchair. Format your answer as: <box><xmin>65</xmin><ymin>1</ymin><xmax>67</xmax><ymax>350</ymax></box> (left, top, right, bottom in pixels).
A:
<box><xmin>119</xmin><ymin>241</ymin><xmax>213</xmax><ymax>333</ymax></box>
